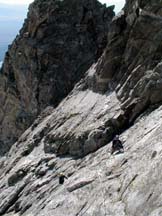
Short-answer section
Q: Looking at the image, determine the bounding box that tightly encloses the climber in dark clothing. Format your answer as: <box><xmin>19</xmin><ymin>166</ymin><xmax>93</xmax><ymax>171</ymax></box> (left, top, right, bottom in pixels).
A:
<box><xmin>59</xmin><ymin>173</ymin><xmax>68</xmax><ymax>185</ymax></box>
<box><xmin>111</xmin><ymin>135</ymin><xmax>124</xmax><ymax>155</ymax></box>
<box><xmin>136</xmin><ymin>7</ymin><xmax>140</xmax><ymax>17</ymax></box>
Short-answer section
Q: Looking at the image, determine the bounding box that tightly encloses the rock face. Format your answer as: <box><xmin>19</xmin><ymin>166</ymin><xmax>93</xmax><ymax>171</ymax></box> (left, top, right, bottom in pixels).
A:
<box><xmin>1</xmin><ymin>103</ymin><xmax>162</xmax><ymax>216</ymax></box>
<box><xmin>95</xmin><ymin>0</ymin><xmax>162</xmax><ymax>123</ymax></box>
<box><xmin>1</xmin><ymin>0</ymin><xmax>162</xmax><ymax>216</ymax></box>
<box><xmin>0</xmin><ymin>0</ymin><xmax>114</xmax><ymax>154</ymax></box>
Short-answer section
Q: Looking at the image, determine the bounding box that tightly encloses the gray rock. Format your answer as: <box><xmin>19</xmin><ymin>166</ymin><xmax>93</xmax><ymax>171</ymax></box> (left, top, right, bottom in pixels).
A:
<box><xmin>0</xmin><ymin>0</ymin><xmax>114</xmax><ymax>154</ymax></box>
<box><xmin>94</xmin><ymin>0</ymin><xmax>162</xmax><ymax>123</ymax></box>
<box><xmin>1</xmin><ymin>105</ymin><xmax>162</xmax><ymax>216</ymax></box>
<box><xmin>1</xmin><ymin>0</ymin><xmax>162</xmax><ymax>216</ymax></box>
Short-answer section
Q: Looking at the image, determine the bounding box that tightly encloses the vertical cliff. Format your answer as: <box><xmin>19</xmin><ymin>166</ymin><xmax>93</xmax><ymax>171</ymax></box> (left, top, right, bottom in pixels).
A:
<box><xmin>0</xmin><ymin>0</ymin><xmax>114</xmax><ymax>154</ymax></box>
<box><xmin>95</xmin><ymin>0</ymin><xmax>162</xmax><ymax>123</ymax></box>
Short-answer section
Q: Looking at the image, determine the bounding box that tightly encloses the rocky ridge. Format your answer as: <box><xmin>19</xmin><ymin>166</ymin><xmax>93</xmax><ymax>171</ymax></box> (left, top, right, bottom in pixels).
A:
<box><xmin>1</xmin><ymin>0</ymin><xmax>162</xmax><ymax>215</ymax></box>
<box><xmin>0</xmin><ymin>0</ymin><xmax>114</xmax><ymax>154</ymax></box>
<box><xmin>95</xmin><ymin>0</ymin><xmax>162</xmax><ymax>122</ymax></box>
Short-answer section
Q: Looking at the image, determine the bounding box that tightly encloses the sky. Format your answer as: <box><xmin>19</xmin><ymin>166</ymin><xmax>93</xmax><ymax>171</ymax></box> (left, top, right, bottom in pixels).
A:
<box><xmin>0</xmin><ymin>0</ymin><xmax>125</xmax><ymax>10</ymax></box>
<box><xmin>100</xmin><ymin>0</ymin><xmax>125</xmax><ymax>12</ymax></box>
<box><xmin>0</xmin><ymin>0</ymin><xmax>32</xmax><ymax>4</ymax></box>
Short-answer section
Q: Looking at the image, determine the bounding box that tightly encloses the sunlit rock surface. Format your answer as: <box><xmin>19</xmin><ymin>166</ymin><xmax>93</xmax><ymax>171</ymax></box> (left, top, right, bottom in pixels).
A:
<box><xmin>1</xmin><ymin>0</ymin><xmax>162</xmax><ymax>215</ymax></box>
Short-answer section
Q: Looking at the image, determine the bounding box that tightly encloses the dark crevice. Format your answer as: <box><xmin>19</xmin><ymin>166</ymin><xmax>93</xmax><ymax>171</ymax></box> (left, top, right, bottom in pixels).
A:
<box><xmin>0</xmin><ymin>183</ymin><xmax>27</xmax><ymax>216</ymax></box>
<box><xmin>80</xmin><ymin>6</ymin><xmax>89</xmax><ymax>23</ymax></box>
<box><xmin>120</xmin><ymin>174</ymin><xmax>138</xmax><ymax>198</ymax></box>
<box><xmin>146</xmin><ymin>192</ymin><xmax>153</xmax><ymax>202</ymax></box>
<box><xmin>75</xmin><ymin>201</ymin><xmax>88</xmax><ymax>216</ymax></box>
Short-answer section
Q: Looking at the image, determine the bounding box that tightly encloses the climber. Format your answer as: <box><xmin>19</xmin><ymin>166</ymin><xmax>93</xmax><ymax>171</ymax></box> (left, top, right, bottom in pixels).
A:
<box><xmin>135</xmin><ymin>7</ymin><xmax>140</xmax><ymax>17</ymax></box>
<box><xmin>111</xmin><ymin>135</ymin><xmax>124</xmax><ymax>155</ymax></box>
<box><xmin>58</xmin><ymin>172</ymin><xmax>68</xmax><ymax>184</ymax></box>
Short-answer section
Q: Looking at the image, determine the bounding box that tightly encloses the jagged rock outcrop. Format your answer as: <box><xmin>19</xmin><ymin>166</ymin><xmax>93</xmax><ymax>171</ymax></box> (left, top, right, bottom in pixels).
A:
<box><xmin>95</xmin><ymin>0</ymin><xmax>162</xmax><ymax>123</ymax></box>
<box><xmin>1</xmin><ymin>0</ymin><xmax>162</xmax><ymax>216</ymax></box>
<box><xmin>0</xmin><ymin>0</ymin><xmax>114</xmax><ymax>154</ymax></box>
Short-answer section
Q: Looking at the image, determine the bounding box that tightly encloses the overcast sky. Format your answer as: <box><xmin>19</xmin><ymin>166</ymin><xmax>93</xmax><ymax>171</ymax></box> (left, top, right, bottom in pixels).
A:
<box><xmin>0</xmin><ymin>0</ymin><xmax>32</xmax><ymax>4</ymax></box>
<box><xmin>100</xmin><ymin>0</ymin><xmax>125</xmax><ymax>12</ymax></box>
<box><xmin>0</xmin><ymin>0</ymin><xmax>125</xmax><ymax>12</ymax></box>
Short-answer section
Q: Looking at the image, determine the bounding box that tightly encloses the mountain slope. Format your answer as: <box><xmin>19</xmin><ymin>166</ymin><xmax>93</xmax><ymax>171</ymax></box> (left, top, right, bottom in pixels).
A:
<box><xmin>1</xmin><ymin>0</ymin><xmax>162</xmax><ymax>216</ymax></box>
<box><xmin>0</xmin><ymin>0</ymin><xmax>114</xmax><ymax>155</ymax></box>
<box><xmin>0</xmin><ymin>85</ymin><xmax>162</xmax><ymax>216</ymax></box>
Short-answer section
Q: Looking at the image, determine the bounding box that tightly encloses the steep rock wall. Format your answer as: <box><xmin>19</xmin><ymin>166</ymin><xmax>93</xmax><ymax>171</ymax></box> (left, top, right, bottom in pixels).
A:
<box><xmin>95</xmin><ymin>0</ymin><xmax>162</xmax><ymax>122</ymax></box>
<box><xmin>0</xmin><ymin>0</ymin><xmax>114</xmax><ymax>154</ymax></box>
